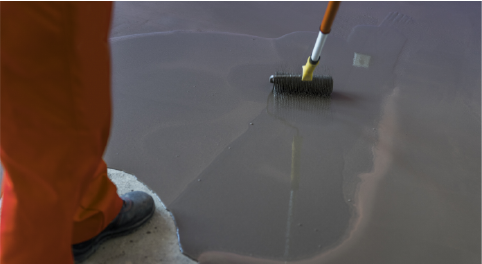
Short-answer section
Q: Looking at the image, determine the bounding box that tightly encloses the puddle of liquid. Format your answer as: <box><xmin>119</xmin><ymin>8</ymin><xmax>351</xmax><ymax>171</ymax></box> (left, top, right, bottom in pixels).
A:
<box><xmin>107</xmin><ymin>23</ymin><xmax>403</xmax><ymax>261</ymax></box>
<box><xmin>106</xmin><ymin>4</ymin><xmax>480</xmax><ymax>263</ymax></box>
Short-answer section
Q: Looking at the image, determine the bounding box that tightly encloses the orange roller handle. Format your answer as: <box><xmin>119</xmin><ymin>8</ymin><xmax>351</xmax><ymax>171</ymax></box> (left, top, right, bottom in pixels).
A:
<box><xmin>320</xmin><ymin>1</ymin><xmax>341</xmax><ymax>34</ymax></box>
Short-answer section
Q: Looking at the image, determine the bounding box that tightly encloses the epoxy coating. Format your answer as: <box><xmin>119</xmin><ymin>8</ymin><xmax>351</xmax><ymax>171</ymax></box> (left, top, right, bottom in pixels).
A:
<box><xmin>106</xmin><ymin>2</ymin><xmax>480</xmax><ymax>263</ymax></box>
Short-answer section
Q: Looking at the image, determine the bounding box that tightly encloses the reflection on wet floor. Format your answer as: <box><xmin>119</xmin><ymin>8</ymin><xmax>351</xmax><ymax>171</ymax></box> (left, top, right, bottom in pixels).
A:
<box><xmin>353</xmin><ymin>53</ymin><xmax>371</xmax><ymax>68</ymax></box>
<box><xmin>170</xmin><ymin>90</ymin><xmax>349</xmax><ymax>261</ymax></box>
<box><xmin>267</xmin><ymin>93</ymin><xmax>335</xmax><ymax>261</ymax></box>
<box><xmin>106</xmin><ymin>5</ymin><xmax>480</xmax><ymax>263</ymax></box>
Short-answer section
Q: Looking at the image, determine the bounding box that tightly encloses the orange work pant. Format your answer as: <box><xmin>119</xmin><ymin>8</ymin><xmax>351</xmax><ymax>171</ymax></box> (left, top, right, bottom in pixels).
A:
<box><xmin>1</xmin><ymin>2</ymin><xmax>123</xmax><ymax>263</ymax></box>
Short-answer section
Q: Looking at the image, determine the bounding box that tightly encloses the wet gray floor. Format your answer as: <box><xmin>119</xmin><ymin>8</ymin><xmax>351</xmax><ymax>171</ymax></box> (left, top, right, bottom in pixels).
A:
<box><xmin>105</xmin><ymin>2</ymin><xmax>480</xmax><ymax>263</ymax></box>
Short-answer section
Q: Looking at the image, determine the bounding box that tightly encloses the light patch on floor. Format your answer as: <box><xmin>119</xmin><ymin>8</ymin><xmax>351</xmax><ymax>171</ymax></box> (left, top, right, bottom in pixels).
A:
<box><xmin>353</xmin><ymin>52</ymin><xmax>371</xmax><ymax>68</ymax></box>
<box><xmin>81</xmin><ymin>169</ymin><xmax>197</xmax><ymax>264</ymax></box>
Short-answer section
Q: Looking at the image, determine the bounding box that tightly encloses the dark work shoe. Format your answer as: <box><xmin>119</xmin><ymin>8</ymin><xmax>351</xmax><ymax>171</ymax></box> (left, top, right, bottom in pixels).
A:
<box><xmin>72</xmin><ymin>191</ymin><xmax>155</xmax><ymax>263</ymax></box>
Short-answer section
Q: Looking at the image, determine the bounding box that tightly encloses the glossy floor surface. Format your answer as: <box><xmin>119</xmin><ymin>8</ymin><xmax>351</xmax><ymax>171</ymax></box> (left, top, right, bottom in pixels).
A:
<box><xmin>105</xmin><ymin>2</ymin><xmax>480</xmax><ymax>263</ymax></box>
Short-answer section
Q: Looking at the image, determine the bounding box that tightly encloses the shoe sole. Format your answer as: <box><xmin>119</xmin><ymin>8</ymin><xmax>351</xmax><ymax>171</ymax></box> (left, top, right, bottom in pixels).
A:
<box><xmin>74</xmin><ymin>204</ymin><xmax>156</xmax><ymax>263</ymax></box>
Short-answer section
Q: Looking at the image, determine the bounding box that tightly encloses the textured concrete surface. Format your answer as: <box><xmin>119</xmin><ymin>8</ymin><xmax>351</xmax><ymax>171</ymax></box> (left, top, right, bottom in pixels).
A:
<box><xmin>80</xmin><ymin>169</ymin><xmax>196</xmax><ymax>264</ymax></box>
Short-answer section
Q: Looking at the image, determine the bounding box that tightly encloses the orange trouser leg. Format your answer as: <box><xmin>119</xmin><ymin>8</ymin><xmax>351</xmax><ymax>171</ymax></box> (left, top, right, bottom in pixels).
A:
<box><xmin>0</xmin><ymin>2</ymin><xmax>123</xmax><ymax>263</ymax></box>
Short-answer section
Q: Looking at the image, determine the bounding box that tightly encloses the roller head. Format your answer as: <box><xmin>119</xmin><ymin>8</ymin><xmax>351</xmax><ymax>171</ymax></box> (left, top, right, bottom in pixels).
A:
<box><xmin>269</xmin><ymin>72</ymin><xmax>333</xmax><ymax>96</ymax></box>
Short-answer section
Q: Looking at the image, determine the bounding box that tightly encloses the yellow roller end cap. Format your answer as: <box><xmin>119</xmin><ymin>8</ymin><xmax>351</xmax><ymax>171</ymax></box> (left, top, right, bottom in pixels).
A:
<box><xmin>301</xmin><ymin>56</ymin><xmax>319</xmax><ymax>81</ymax></box>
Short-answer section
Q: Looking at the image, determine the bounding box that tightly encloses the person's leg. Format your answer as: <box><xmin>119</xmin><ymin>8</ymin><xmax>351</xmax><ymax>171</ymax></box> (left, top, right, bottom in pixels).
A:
<box><xmin>0</xmin><ymin>2</ymin><xmax>122</xmax><ymax>263</ymax></box>
<box><xmin>72</xmin><ymin>160</ymin><xmax>123</xmax><ymax>244</ymax></box>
